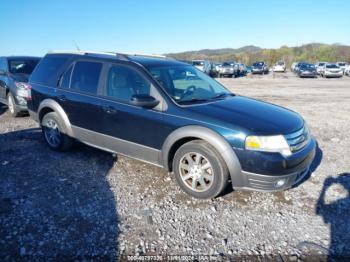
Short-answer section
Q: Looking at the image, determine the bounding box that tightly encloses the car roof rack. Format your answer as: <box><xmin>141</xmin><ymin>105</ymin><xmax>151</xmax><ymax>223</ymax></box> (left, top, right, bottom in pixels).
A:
<box><xmin>48</xmin><ymin>50</ymin><xmax>172</xmax><ymax>61</ymax></box>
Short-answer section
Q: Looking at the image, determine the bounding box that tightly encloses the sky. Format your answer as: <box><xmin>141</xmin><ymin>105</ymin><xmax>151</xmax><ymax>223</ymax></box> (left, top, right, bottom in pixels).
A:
<box><xmin>1</xmin><ymin>0</ymin><xmax>349</xmax><ymax>56</ymax></box>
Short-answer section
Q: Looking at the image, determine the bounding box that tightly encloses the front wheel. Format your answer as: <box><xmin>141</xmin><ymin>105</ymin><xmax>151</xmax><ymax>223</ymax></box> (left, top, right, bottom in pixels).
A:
<box><xmin>173</xmin><ymin>140</ymin><xmax>229</xmax><ymax>199</ymax></box>
<box><xmin>41</xmin><ymin>112</ymin><xmax>73</xmax><ymax>151</ymax></box>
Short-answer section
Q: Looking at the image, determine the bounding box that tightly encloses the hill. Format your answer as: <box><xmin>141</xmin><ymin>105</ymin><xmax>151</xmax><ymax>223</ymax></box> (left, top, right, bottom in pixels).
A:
<box><xmin>166</xmin><ymin>43</ymin><xmax>350</xmax><ymax>66</ymax></box>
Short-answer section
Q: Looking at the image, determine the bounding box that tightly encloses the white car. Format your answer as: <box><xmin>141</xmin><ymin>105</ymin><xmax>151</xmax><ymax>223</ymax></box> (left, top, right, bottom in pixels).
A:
<box><xmin>315</xmin><ymin>62</ymin><xmax>327</xmax><ymax>75</ymax></box>
<box><xmin>273</xmin><ymin>61</ymin><xmax>286</xmax><ymax>72</ymax></box>
<box><xmin>192</xmin><ymin>60</ymin><xmax>211</xmax><ymax>75</ymax></box>
<box><xmin>344</xmin><ymin>65</ymin><xmax>350</xmax><ymax>76</ymax></box>
<box><xmin>319</xmin><ymin>63</ymin><xmax>343</xmax><ymax>78</ymax></box>
<box><xmin>336</xmin><ymin>62</ymin><xmax>348</xmax><ymax>74</ymax></box>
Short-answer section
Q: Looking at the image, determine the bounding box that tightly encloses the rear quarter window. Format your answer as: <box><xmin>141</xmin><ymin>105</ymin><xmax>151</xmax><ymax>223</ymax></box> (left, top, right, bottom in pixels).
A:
<box><xmin>30</xmin><ymin>55</ymin><xmax>70</xmax><ymax>86</ymax></box>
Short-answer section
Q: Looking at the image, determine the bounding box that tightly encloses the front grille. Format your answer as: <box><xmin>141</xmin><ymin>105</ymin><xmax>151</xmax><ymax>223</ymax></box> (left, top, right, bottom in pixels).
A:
<box><xmin>284</xmin><ymin>126</ymin><xmax>310</xmax><ymax>152</ymax></box>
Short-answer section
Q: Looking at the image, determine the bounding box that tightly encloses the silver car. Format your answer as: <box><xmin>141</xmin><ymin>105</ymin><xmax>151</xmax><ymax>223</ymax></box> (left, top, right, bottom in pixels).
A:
<box><xmin>218</xmin><ymin>61</ymin><xmax>238</xmax><ymax>78</ymax></box>
<box><xmin>319</xmin><ymin>63</ymin><xmax>343</xmax><ymax>78</ymax></box>
<box><xmin>192</xmin><ymin>60</ymin><xmax>211</xmax><ymax>75</ymax></box>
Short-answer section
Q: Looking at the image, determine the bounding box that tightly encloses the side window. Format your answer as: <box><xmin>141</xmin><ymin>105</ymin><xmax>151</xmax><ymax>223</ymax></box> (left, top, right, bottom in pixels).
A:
<box><xmin>105</xmin><ymin>64</ymin><xmax>152</xmax><ymax>102</ymax></box>
<box><xmin>59</xmin><ymin>65</ymin><xmax>73</xmax><ymax>89</ymax></box>
<box><xmin>30</xmin><ymin>55</ymin><xmax>69</xmax><ymax>86</ymax></box>
<box><xmin>71</xmin><ymin>61</ymin><xmax>102</xmax><ymax>94</ymax></box>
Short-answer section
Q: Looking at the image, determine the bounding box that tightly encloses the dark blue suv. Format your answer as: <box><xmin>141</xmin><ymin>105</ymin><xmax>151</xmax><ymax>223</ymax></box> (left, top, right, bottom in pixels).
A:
<box><xmin>28</xmin><ymin>51</ymin><xmax>316</xmax><ymax>199</ymax></box>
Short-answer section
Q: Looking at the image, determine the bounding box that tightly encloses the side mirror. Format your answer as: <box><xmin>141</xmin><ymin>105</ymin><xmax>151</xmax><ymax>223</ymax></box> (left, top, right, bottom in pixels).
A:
<box><xmin>130</xmin><ymin>94</ymin><xmax>159</xmax><ymax>108</ymax></box>
<box><xmin>0</xmin><ymin>70</ymin><xmax>7</xmax><ymax>76</ymax></box>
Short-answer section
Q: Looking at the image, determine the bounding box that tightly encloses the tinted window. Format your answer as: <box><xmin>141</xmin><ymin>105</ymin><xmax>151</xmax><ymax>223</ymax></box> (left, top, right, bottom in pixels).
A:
<box><xmin>30</xmin><ymin>55</ymin><xmax>69</xmax><ymax>85</ymax></box>
<box><xmin>59</xmin><ymin>65</ymin><xmax>73</xmax><ymax>89</ymax></box>
<box><xmin>192</xmin><ymin>61</ymin><xmax>204</xmax><ymax>66</ymax></box>
<box><xmin>106</xmin><ymin>64</ymin><xmax>151</xmax><ymax>102</ymax></box>
<box><xmin>71</xmin><ymin>61</ymin><xmax>102</xmax><ymax>94</ymax></box>
<box><xmin>8</xmin><ymin>58</ymin><xmax>39</xmax><ymax>74</ymax></box>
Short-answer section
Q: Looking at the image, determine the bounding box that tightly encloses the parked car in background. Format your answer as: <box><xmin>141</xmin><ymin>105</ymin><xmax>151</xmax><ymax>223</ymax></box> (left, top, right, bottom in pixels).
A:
<box><xmin>315</xmin><ymin>62</ymin><xmax>327</xmax><ymax>75</ymax></box>
<box><xmin>344</xmin><ymin>65</ymin><xmax>350</xmax><ymax>76</ymax></box>
<box><xmin>319</xmin><ymin>63</ymin><xmax>343</xmax><ymax>78</ymax></box>
<box><xmin>273</xmin><ymin>61</ymin><xmax>286</xmax><ymax>72</ymax></box>
<box><xmin>0</xmin><ymin>56</ymin><xmax>40</xmax><ymax>117</ymax></box>
<box><xmin>192</xmin><ymin>60</ymin><xmax>211</xmax><ymax>75</ymax></box>
<box><xmin>237</xmin><ymin>63</ymin><xmax>247</xmax><ymax>76</ymax></box>
<box><xmin>251</xmin><ymin>61</ymin><xmax>269</xmax><ymax>74</ymax></box>
<box><xmin>336</xmin><ymin>62</ymin><xmax>348</xmax><ymax>74</ymax></box>
<box><xmin>28</xmin><ymin>51</ymin><xmax>316</xmax><ymax>199</ymax></box>
<box><xmin>297</xmin><ymin>63</ymin><xmax>317</xmax><ymax>78</ymax></box>
<box><xmin>218</xmin><ymin>61</ymin><xmax>238</xmax><ymax>78</ymax></box>
<box><xmin>209</xmin><ymin>62</ymin><xmax>219</xmax><ymax>78</ymax></box>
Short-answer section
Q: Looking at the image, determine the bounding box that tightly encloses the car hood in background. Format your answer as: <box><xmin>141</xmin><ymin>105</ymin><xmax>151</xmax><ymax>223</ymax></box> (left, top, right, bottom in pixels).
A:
<box><xmin>9</xmin><ymin>73</ymin><xmax>30</xmax><ymax>83</ymax></box>
<box><xmin>187</xmin><ymin>96</ymin><xmax>304</xmax><ymax>135</ymax></box>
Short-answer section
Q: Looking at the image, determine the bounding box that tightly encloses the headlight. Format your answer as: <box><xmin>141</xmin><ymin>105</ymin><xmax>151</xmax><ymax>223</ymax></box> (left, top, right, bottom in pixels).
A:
<box><xmin>245</xmin><ymin>135</ymin><xmax>291</xmax><ymax>156</ymax></box>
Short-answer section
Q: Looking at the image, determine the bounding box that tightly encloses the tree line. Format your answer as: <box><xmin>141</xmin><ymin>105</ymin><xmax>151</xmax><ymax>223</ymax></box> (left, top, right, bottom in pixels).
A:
<box><xmin>167</xmin><ymin>43</ymin><xmax>350</xmax><ymax>67</ymax></box>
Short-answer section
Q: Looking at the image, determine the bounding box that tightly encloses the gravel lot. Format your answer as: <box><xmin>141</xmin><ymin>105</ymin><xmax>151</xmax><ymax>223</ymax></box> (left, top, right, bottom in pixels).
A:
<box><xmin>1</xmin><ymin>72</ymin><xmax>350</xmax><ymax>260</ymax></box>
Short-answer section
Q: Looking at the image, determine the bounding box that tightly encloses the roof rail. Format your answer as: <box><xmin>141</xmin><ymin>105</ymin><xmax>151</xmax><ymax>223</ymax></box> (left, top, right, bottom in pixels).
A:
<box><xmin>47</xmin><ymin>50</ymin><xmax>173</xmax><ymax>61</ymax></box>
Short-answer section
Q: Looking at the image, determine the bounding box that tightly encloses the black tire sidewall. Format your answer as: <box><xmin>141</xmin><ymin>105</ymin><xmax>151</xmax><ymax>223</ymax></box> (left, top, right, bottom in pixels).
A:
<box><xmin>173</xmin><ymin>140</ymin><xmax>229</xmax><ymax>199</ymax></box>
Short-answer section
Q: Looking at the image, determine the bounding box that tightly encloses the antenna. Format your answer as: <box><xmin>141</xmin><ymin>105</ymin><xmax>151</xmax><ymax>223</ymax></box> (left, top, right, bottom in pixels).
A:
<box><xmin>73</xmin><ymin>40</ymin><xmax>80</xmax><ymax>51</ymax></box>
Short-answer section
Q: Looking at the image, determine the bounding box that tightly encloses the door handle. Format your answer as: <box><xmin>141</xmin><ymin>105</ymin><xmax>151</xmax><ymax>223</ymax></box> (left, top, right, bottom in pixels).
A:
<box><xmin>57</xmin><ymin>95</ymin><xmax>67</xmax><ymax>102</ymax></box>
<box><xmin>103</xmin><ymin>106</ymin><xmax>117</xmax><ymax>114</ymax></box>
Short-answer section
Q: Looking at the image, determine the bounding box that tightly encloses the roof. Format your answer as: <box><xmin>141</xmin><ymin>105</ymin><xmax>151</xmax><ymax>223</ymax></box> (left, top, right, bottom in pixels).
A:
<box><xmin>47</xmin><ymin>50</ymin><xmax>185</xmax><ymax>67</ymax></box>
<box><xmin>1</xmin><ymin>56</ymin><xmax>41</xmax><ymax>60</ymax></box>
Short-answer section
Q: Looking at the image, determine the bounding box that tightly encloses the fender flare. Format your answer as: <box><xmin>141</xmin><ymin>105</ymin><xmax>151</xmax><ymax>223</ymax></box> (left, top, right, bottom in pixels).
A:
<box><xmin>38</xmin><ymin>99</ymin><xmax>74</xmax><ymax>137</ymax></box>
<box><xmin>161</xmin><ymin>125</ymin><xmax>242</xmax><ymax>182</ymax></box>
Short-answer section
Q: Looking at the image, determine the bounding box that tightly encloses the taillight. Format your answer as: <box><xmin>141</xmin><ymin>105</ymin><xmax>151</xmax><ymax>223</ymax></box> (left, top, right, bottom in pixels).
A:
<box><xmin>15</xmin><ymin>82</ymin><xmax>32</xmax><ymax>100</ymax></box>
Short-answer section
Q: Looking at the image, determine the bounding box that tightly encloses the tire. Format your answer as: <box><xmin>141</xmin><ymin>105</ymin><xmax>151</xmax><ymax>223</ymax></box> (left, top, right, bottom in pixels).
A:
<box><xmin>41</xmin><ymin>112</ymin><xmax>73</xmax><ymax>151</ymax></box>
<box><xmin>172</xmin><ymin>140</ymin><xmax>229</xmax><ymax>199</ymax></box>
<box><xmin>7</xmin><ymin>93</ymin><xmax>20</xmax><ymax>117</ymax></box>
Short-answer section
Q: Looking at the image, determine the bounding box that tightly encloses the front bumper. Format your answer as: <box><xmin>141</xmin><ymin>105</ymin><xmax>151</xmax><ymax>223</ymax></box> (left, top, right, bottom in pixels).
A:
<box><xmin>324</xmin><ymin>71</ymin><xmax>343</xmax><ymax>77</ymax></box>
<box><xmin>231</xmin><ymin>138</ymin><xmax>316</xmax><ymax>192</ymax></box>
<box><xmin>300</xmin><ymin>71</ymin><xmax>317</xmax><ymax>77</ymax></box>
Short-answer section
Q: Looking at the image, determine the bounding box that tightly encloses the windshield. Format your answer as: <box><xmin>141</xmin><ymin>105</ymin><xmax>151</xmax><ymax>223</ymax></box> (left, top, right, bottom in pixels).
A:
<box><xmin>147</xmin><ymin>65</ymin><xmax>232</xmax><ymax>104</ymax></box>
<box><xmin>192</xmin><ymin>61</ymin><xmax>204</xmax><ymax>66</ymax></box>
<box><xmin>276</xmin><ymin>61</ymin><xmax>284</xmax><ymax>66</ymax></box>
<box><xmin>8</xmin><ymin>59</ymin><xmax>40</xmax><ymax>74</ymax></box>
<box><xmin>326</xmin><ymin>64</ymin><xmax>339</xmax><ymax>69</ymax></box>
<box><xmin>222</xmin><ymin>62</ymin><xmax>235</xmax><ymax>66</ymax></box>
<box><xmin>301</xmin><ymin>64</ymin><xmax>315</xmax><ymax>69</ymax></box>
<box><xmin>318</xmin><ymin>63</ymin><xmax>325</xmax><ymax>66</ymax></box>
<box><xmin>253</xmin><ymin>62</ymin><xmax>264</xmax><ymax>67</ymax></box>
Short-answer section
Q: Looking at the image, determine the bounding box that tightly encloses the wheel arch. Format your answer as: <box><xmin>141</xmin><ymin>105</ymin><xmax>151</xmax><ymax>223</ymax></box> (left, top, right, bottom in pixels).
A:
<box><xmin>38</xmin><ymin>99</ymin><xmax>73</xmax><ymax>136</ymax></box>
<box><xmin>161</xmin><ymin>125</ymin><xmax>242</xmax><ymax>181</ymax></box>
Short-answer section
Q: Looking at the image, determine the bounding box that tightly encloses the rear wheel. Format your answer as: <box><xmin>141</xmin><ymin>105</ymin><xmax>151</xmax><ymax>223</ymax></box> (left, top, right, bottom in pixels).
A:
<box><xmin>7</xmin><ymin>93</ymin><xmax>20</xmax><ymax>117</ymax></box>
<box><xmin>173</xmin><ymin>140</ymin><xmax>229</xmax><ymax>199</ymax></box>
<box><xmin>41</xmin><ymin>112</ymin><xmax>73</xmax><ymax>151</ymax></box>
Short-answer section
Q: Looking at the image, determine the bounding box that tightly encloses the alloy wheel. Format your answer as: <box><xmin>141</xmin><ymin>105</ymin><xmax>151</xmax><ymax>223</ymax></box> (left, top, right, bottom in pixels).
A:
<box><xmin>43</xmin><ymin>119</ymin><xmax>61</xmax><ymax>148</ymax></box>
<box><xmin>179</xmin><ymin>152</ymin><xmax>214</xmax><ymax>192</ymax></box>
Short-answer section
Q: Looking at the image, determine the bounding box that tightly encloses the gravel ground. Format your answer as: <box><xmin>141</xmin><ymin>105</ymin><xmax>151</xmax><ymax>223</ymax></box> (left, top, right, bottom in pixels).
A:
<box><xmin>1</xmin><ymin>72</ymin><xmax>350</xmax><ymax>261</ymax></box>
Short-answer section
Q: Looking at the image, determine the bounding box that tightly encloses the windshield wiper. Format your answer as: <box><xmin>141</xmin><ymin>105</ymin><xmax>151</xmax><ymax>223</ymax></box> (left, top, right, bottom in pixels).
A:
<box><xmin>177</xmin><ymin>98</ymin><xmax>210</xmax><ymax>104</ymax></box>
<box><xmin>210</xmin><ymin>93</ymin><xmax>235</xmax><ymax>100</ymax></box>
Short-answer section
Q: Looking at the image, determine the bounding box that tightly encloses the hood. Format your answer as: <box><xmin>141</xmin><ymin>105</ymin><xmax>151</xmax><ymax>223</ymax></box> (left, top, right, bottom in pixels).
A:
<box><xmin>9</xmin><ymin>73</ymin><xmax>30</xmax><ymax>82</ymax></box>
<box><xmin>187</xmin><ymin>96</ymin><xmax>304</xmax><ymax>135</ymax></box>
